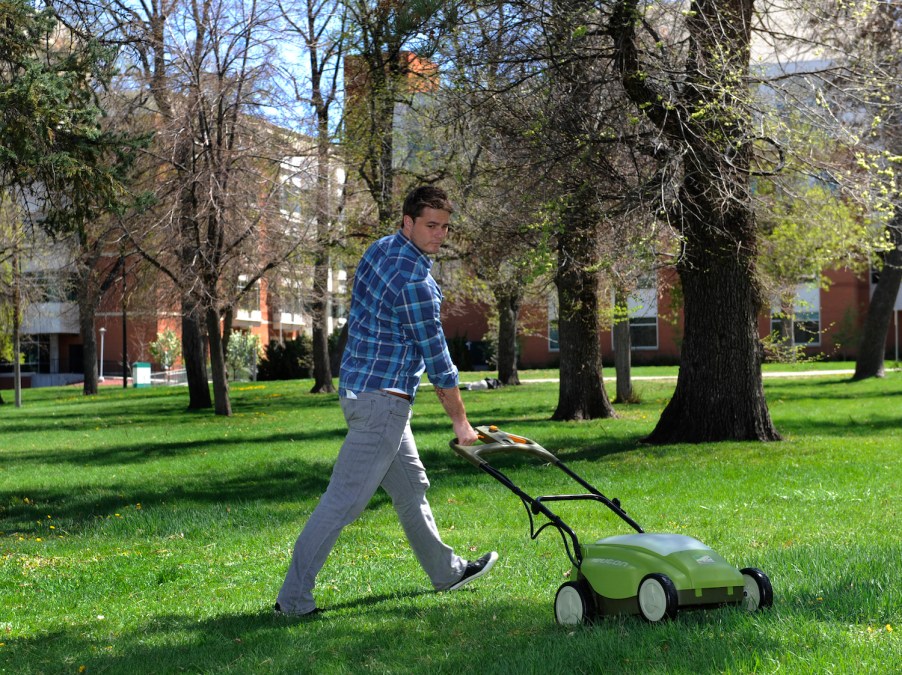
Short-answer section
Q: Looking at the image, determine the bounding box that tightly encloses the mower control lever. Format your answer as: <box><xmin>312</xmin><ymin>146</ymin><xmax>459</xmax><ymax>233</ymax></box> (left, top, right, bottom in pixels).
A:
<box><xmin>449</xmin><ymin>426</ymin><xmax>560</xmax><ymax>468</ymax></box>
<box><xmin>451</xmin><ymin>425</ymin><xmax>645</xmax><ymax>537</ymax></box>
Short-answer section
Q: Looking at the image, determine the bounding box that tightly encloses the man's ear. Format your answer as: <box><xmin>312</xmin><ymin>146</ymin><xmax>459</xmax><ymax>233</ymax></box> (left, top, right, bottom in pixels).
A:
<box><xmin>401</xmin><ymin>215</ymin><xmax>413</xmax><ymax>234</ymax></box>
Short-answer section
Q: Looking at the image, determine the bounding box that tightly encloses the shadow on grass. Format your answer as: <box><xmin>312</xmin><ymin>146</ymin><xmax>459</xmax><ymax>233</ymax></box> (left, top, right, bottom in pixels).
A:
<box><xmin>2</xmin><ymin>426</ymin><xmax>347</xmax><ymax>467</ymax></box>
<box><xmin>0</xmin><ymin>594</ymin><xmax>788</xmax><ymax>675</ymax></box>
<box><xmin>0</xmin><ymin>385</ymin><xmax>340</xmax><ymax>435</ymax></box>
<box><xmin>0</xmin><ymin>457</ymin><xmax>334</xmax><ymax>534</ymax></box>
<box><xmin>0</xmin><ymin>420</ymin><xmax>639</xmax><ymax>538</ymax></box>
<box><xmin>764</xmin><ymin>375</ymin><xmax>902</xmax><ymax>401</ymax></box>
<box><xmin>775</xmin><ymin>413</ymin><xmax>902</xmax><ymax>439</ymax></box>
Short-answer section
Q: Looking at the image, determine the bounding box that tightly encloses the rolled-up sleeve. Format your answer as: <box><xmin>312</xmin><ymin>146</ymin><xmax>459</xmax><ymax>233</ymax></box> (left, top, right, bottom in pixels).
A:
<box><xmin>396</xmin><ymin>279</ymin><xmax>459</xmax><ymax>389</ymax></box>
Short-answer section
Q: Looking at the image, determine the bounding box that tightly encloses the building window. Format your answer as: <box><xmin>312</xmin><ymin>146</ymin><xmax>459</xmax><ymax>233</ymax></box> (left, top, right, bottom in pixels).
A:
<box><xmin>281</xmin><ymin>287</ymin><xmax>306</xmax><ymax>316</ymax></box>
<box><xmin>548</xmin><ymin>294</ymin><xmax>559</xmax><ymax>352</ymax></box>
<box><xmin>629</xmin><ymin>316</ymin><xmax>658</xmax><ymax>349</ymax></box>
<box><xmin>237</xmin><ymin>276</ymin><xmax>260</xmax><ymax>314</ymax></box>
<box><xmin>23</xmin><ymin>271</ymin><xmax>77</xmax><ymax>302</ymax></box>
<box><xmin>280</xmin><ymin>155</ymin><xmax>317</xmax><ymax>220</ymax></box>
<box><xmin>770</xmin><ymin>283</ymin><xmax>821</xmax><ymax>346</ymax></box>
<box><xmin>628</xmin><ymin>283</ymin><xmax>658</xmax><ymax>350</ymax></box>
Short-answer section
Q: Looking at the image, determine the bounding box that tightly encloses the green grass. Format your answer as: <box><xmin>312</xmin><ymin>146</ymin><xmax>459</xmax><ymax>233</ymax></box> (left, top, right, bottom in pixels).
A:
<box><xmin>1</xmin><ymin>370</ymin><xmax>900</xmax><ymax>674</ymax></box>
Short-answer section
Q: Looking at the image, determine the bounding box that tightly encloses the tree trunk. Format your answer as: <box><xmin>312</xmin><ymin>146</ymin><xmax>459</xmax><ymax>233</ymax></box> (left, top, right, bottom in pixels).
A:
<box><xmin>552</xmin><ymin>202</ymin><xmax>615</xmax><ymax>421</ymax></box>
<box><xmin>495</xmin><ymin>283</ymin><xmax>521</xmax><ymax>386</ymax></box>
<box><xmin>330</xmin><ymin>320</ymin><xmax>348</xmax><ymax>374</ymax></box>
<box><xmin>310</xmin><ymin>260</ymin><xmax>334</xmax><ymax>392</ymax></box>
<box><xmin>375</xmin><ymin>87</ymin><xmax>396</xmax><ymax>230</ymax></box>
<box><xmin>779</xmin><ymin>302</ymin><xmax>794</xmax><ymax>348</ymax></box>
<box><xmin>79</xmin><ymin>285</ymin><xmax>99</xmax><ymax>396</ymax></box>
<box><xmin>854</xmin><ymin>207</ymin><xmax>902</xmax><ymax>380</ymax></box>
<box><xmin>646</xmin><ymin>208</ymin><xmax>780</xmax><ymax>443</ymax></box>
<box><xmin>182</xmin><ymin>294</ymin><xmax>211</xmax><ymax>409</ymax></box>
<box><xmin>12</xmin><ymin>314</ymin><xmax>21</xmax><ymax>407</ymax></box>
<box><xmin>205</xmin><ymin>305</ymin><xmax>232</xmax><ymax>416</ymax></box>
<box><xmin>310</xmin><ymin>126</ymin><xmax>335</xmax><ymax>394</ymax></box>
<box><xmin>613</xmin><ymin>287</ymin><xmax>633</xmax><ymax>403</ymax></box>
<box><xmin>611</xmin><ymin>0</ymin><xmax>779</xmax><ymax>443</ymax></box>
<box><xmin>12</xmin><ymin>246</ymin><xmax>21</xmax><ymax>408</ymax></box>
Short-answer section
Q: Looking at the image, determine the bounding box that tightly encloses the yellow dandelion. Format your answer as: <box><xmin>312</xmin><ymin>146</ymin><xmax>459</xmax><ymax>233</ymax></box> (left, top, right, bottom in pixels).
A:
<box><xmin>35</xmin><ymin>538</ymin><xmax>42</xmax><ymax>542</ymax></box>
<box><xmin>887</xmin><ymin>624</ymin><xmax>893</xmax><ymax>633</ymax></box>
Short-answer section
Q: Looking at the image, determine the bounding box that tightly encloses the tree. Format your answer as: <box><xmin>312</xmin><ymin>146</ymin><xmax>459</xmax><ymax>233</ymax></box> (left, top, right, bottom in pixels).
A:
<box><xmin>440</xmin><ymin>1</ymin><xmax>648</xmax><ymax>419</ymax></box>
<box><xmin>0</xmin><ymin>197</ymin><xmax>25</xmax><ymax>408</ymax></box>
<box><xmin>225</xmin><ymin>330</ymin><xmax>260</xmax><ymax>381</ymax></box>
<box><xmin>605</xmin><ymin>210</ymin><xmax>669</xmax><ymax>404</ymax></box>
<box><xmin>342</xmin><ymin>0</ymin><xmax>460</xmax><ymax>230</ymax></box>
<box><xmin>436</xmin><ymin>20</ymin><xmax>554</xmax><ymax>386</ymax></box>
<box><xmin>71</xmin><ymin>0</ymin><xmax>309</xmax><ymax>415</ymax></box>
<box><xmin>755</xmin><ymin>165</ymin><xmax>880</xmax><ymax>362</ymax></box>
<box><xmin>149</xmin><ymin>328</ymin><xmax>181</xmax><ymax>371</ymax></box>
<box><xmin>0</xmin><ymin>1</ymin><xmax>139</xmax><ymax>400</ymax></box>
<box><xmin>743</xmin><ymin>0</ymin><xmax>902</xmax><ymax>379</ymax></box>
<box><xmin>280</xmin><ymin>0</ymin><xmax>347</xmax><ymax>394</ymax></box>
<box><xmin>810</xmin><ymin>1</ymin><xmax>902</xmax><ymax>380</ymax></box>
<box><xmin>855</xmin><ymin>207</ymin><xmax>902</xmax><ymax>379</ymax></box>
<box><xmin>609</xmin><ymin>0</ymin><xmax>781</xmax><ymax>442</ymax></box>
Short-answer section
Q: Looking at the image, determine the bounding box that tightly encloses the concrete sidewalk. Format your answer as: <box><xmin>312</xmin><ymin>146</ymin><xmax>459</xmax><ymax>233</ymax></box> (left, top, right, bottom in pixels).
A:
<box><xmin>455</xmin><ymin>368</ymin><xmax>874</xmax><ymax>387</ymax></box>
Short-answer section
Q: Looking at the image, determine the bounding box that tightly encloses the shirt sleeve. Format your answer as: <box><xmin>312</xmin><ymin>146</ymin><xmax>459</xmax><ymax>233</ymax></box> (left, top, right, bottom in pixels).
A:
<box><xmin>396</xmin><ymin>278</ymin><xmax>459</xmax><ymax>389</ymax></box>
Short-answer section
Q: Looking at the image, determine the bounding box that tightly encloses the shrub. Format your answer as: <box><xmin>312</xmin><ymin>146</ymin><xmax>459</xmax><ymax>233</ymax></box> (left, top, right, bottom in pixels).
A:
<box><xmin>226</xmin><ymin>332</ymin><xmax>261</xmax><ymax>381</ymax></box>
<box><xmin>257</xmin><ymin>335</ymin><xmax>314</xmax><ymax>380</ymax></box>
<box><xmin>149</xmin><ymin>329</ymin><xmax>181</xmax><ymax>370</ymax></box>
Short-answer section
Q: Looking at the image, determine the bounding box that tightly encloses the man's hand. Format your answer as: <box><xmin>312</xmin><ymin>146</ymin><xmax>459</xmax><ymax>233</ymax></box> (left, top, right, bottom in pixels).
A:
<box><xmin>453</xmin><ymin>419</ymin><xmax>479</xmax><ymax>446</ymax></box>
<box><xmin>435</xmin><ymin>386</ymin><xmax>478</xmax><ymax>445</ymax></box>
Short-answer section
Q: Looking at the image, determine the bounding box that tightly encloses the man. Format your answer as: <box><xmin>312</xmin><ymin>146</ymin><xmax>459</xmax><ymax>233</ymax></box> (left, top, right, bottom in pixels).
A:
<box><xmin>275</xmin><ymin>186</ymin><xmax>498</xmax><ymax>616</ymax></box>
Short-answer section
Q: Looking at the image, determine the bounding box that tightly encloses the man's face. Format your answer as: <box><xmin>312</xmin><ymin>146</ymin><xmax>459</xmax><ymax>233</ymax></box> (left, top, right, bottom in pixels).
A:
<box><xmin>401</xmin><ymin>207</ymin><xmax>451</xmax><ymax>255</ymax></box>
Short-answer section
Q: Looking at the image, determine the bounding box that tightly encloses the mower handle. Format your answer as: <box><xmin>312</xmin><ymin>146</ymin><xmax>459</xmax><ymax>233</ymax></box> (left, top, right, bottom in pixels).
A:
<box><xmin>449</xmin><ymin>426</ymin><xmax>560</xmax><ymax>468</ymax></box>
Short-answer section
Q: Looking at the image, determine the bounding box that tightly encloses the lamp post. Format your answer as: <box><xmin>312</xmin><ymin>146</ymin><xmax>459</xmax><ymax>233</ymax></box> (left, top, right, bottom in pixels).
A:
<box><xmin>99</xmin><ymin>327</ymin><xmax>106</xmax><ymax>383</ymax></box>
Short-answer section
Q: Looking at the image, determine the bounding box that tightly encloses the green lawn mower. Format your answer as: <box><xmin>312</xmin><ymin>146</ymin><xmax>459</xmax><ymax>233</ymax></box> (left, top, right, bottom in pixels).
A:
<box><xmin>450</xmin><ymin>426</ymin><xmax>773</xmax><ymax>626</ymax></box>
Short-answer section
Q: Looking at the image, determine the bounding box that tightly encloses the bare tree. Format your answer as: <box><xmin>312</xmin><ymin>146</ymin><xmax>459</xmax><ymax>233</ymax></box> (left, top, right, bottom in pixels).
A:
<box><xmin>80</xmin><ymin>0</ymin><xmax>309</xmax><ymax>415</ymax></box>
<box><xmin>280</xmin><ymin>0</ymin><xmax>347</xmax><ymax>393</ymax></box>
<box><xmin>430</xmin><ymin>3</ymin><xmax>561</xmax><ymax>386</ymax></box>
<box><xmin>342</xmin><ymin>0</ymin><xmax>462</xmax><ymax>230</ymax></box>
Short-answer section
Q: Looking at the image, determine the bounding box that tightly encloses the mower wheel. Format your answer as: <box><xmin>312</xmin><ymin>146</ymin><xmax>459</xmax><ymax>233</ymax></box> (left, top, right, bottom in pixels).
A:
<box><xmin>637</xmin><ymin>573</ymin><xmax>678</xmax><ymax>622</ymax></box>
<box><xmin>740</xmin><ymin>567</ymin><xmax>773</xmax><ymax>611</ymax></box>
<box><xmin>554</xmin><ymin>580</ymin><xmax>593</xmax><ymax>626</ymax></box>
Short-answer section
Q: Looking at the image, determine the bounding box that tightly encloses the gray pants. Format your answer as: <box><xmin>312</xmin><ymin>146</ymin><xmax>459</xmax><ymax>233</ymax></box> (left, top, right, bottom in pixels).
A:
<box><xmin>276</xmin><ymin>391</ymin><xmax>466</xmax><ymax>614</ymax></box>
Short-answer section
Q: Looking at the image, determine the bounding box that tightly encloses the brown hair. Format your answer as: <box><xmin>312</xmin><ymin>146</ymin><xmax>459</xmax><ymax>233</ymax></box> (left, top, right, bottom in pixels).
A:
<box><xmin>402</xmin><ymin>186</ymin><xmax>454</xmax><ymax>220</ymax></box>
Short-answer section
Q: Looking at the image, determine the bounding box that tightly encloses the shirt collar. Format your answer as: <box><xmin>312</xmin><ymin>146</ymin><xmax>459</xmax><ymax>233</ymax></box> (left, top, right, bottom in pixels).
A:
<box><xmin>395</xmin><ymin>229</ymin><xmax>433</xmax><ymax>270</ymax></box>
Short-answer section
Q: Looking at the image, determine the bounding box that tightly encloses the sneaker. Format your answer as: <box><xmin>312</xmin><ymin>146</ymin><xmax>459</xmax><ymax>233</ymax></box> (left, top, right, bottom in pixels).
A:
<box><xmin>447</xmin><ymin>551</ymin><xmax>498</xmax><ymax>591</ymax></box>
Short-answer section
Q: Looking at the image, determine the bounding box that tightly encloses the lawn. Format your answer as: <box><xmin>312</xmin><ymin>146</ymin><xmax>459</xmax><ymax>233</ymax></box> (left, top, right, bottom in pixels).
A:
<box><xmin>1</xmin><ymin>369</ymin><xmax>899</xmax><ymax>674</ymax></box>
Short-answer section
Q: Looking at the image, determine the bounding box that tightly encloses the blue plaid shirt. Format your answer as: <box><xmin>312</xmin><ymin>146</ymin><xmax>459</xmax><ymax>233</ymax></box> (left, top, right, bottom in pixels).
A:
<box><xmin>339</xmin><ymin>231</ymin><xmax>459</xmax><ymax>400</ymax></box>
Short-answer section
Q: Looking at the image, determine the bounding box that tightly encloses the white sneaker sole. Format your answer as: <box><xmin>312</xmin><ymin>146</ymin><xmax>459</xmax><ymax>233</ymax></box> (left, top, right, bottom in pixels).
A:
<box><xmin>448</xmin><ymin>551</ymin><xmax>499</xmax><ymax>591</ymax></box>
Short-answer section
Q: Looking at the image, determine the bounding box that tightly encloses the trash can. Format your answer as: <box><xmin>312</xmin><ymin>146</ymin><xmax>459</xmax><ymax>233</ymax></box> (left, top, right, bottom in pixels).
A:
<box><xmin>133</xmin><ymin>362</ymin><xmax>151</xmax><ymax>388</ymax></box>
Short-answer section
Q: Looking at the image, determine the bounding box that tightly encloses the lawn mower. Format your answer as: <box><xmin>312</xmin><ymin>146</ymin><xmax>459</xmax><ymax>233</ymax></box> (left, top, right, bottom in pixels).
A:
<box><xmin>450</xmin><ymin>426</ymin><xmax>773</xmax><ymax>625</ymax></box>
